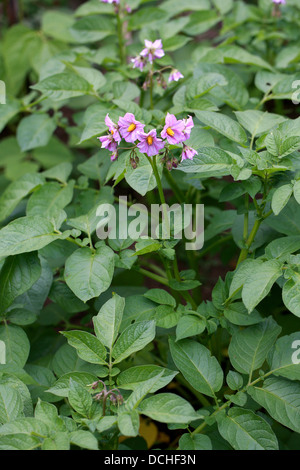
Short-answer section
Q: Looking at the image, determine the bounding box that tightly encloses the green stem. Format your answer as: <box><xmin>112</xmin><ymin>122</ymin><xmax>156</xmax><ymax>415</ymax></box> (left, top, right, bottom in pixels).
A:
<box><xmin>149</xmin><ymin>64</ymin><xmax>154</xmax><ymax>109</ymax></box>
<box><xmin>116</xmin><ymin>10</ymin><xmax>125</xmax><ymax>65</ymax></box>
<box><xmin>134</xmin><ymin>266</ymin><xmax>170</xmax><ymax>287</ymax></box>
<box><xmin>191</xmin><ymin>371</ymin><xmax>274</xmax><ymax>437</ymax></box>
<box><xmin>237</xmin><ymin>218</ymin><xmax>262</xmax><ymax>266</ymax></box>
<box><xmin>243</xmin><ymin>194</ymin><xmax>249</xmax><ymax>241</ymax></box>
<box><xmin>163</xmin><ymin>168</ymin><xmax>185</xmax><ymax>204</ymax></box>
<box><xmin>148</xmin><ymin>155</ymin><xmax>170</xmax><ymax>237</ymax></box>
<box><xmin>173</xmin><ymin>257</ymin><xmax>197</xmax><ymax>309</ymax></box>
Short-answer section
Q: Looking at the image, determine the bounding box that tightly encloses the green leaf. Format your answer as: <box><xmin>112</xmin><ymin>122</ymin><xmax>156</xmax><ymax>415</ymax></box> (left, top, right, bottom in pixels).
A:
<box><xmin>266</xmin><ymin>132</ymin><xmax>300</xmax><ymax>158</ymax></box>
<box><xmin>139</xmin><ymin>393</ymin><xmax>198</xmax><ymax>424</ymax></box>
<box><xmin>17</xmin><ymin>114</ymin><xmax>56</xmax><ymax>152</ymax></box>
<box><xmin>0</xmin><ymin>252</ymin><xmax>41</xmax><ymax>313</ymax></box>
<box><xmin>32</xmin><ymin>72</ymin><xmax>92</xmax><ymax>101</ymax></box>
<box><xmin>235</xmin><ymin>110</ymin><xmax>287</xmax><ymax>137</ymax></box>
<box><xmin>176</xmin><ymin>314</ymin><xmax>206</xmax><ymax>340</ymax></box>
<box><xmin>41</xmin><ymin>433</ymin><xmax>70</xmax><ymax>451</ymax></box>
<box><xmin>0</xmin><ymin>173</ymin><xmax>44</xmax><ymax>223</ymax></box>
<box><xmin>241</xmin><ymin>260</ymin><xmax>283</xmax><ymax>313</ymax></box>
<box><xmin>112</xmin><ymin>321</ymin><xmax>156</xmax><ymax>364</ymax></box>
<box><xmin>128</xmin><ymin>7</ymin><xmax>169</xmax><ymax>30</ymax></box>
<box><xmin>52</xmin><ymin>344</ymin><xmax>106</xmax><ymax>378</ymax></box>
<box><xmin>226</xmin><ymin>371</ymin><xmax>244</xmax><ymax>391</ymax></box>
<box><xmin>0</xmin><ymin>418</ymin><xmax>49</xmax><ymax>437</ymax></box>
<box><xmin>228</xmin><ymin>317</ymin><xmax>282</xmax><ymax>375</ymax></box>
<box><xmin>47</xmin><ymin>372</ymin><xmax>99</xmax><ymax>397</ymax></box>
<box><xmin>41</xmin><ymin>10</ymin><xmax>75</xmax><ymax>42</ymax></box>
<box><xmin>0</xmin><ymin>325</ymin><xmax>30</xmax><ymax>368</ymax></box>
<box><xmin>42</xmin><ymin>162</ymin><xmax>73</xmax><ymax>184</ymax></box>
<box><xmin>125</xmin><ymin>152</ymin><xmax>163</xmax><ymax>196</ymax></box>
<box><xmin>34</xmin><ymin>399</ymin><xmax>64</xmax><ymax>431</ymax></box>
<box><xmin>118</xmin><ymin>409</ymin><xmax>140</xmax><ymax>437</ymax></box>
<box><xmin>248</xmin><ymin>377</ymin><xmax>300</xmax><ymax>433</ymax></box>
<box><xmin>293</xmin><ymin>180</ymin><xmax>300</xmax><ymax>205</ymax></box>
<box><xmin>169</xmin><ymin>337</ymin><xmax>223</xmax><ymax>397</ymax></box>
<box><xmin>68</xmin><ymin>379</ymin><xmax>93</xmax><ymax>417</ymax></box>
<box><xmin>0</xmin><ymin>433</ymin><xmax>41</xmax><ymax>450</ymax></box>
<box><xmin>70</xmin><ymin>430</ymin><xmax>98</xmax><ymax>450</ymax></box>
<box><xmin>271</xmin><ymin>184</ymin><xmax>293</xmax><ymax>216</ymax></box>
<box><xmin>49</xmin><ymin>282</ymin><xmax>89</xmax><ymax>315</ymax></box>
<box><xmin>194</xmin><ymin>64</ymin><xmax>249</xmax><ymax>110</ymax></box>
<box><xmin>64</xmin><ymin>246</ymin><xmax>114</xmax><ymax>303</ymax></box>
<box><xmin>0</xmin><ymin>216</ymin><xmax>61</xmax><ymax>257</ymax></box>
<box><xmin>0</xmin><ymin>385</ymin><xmax>23</xmax><ymax>424</ymax></box>
<box><xmin>265</xmin><ymin>235</ymin><xmax>300</xmax><ymax>259</ymax></box>
<box><xmin>62</xmin><ymin>331</ymin><xmax>107</xmax><ymax>365</ymax></box>
<box><xmin>212</xmin><ymin>0</ymin><xmax>233</xmax><ymax>14</ymax></box>
<box><xmin>179</xmin><ymin>433</ymin><xmax>212</xmax><ymax>450</ymax></box>
<box><xmin>179</xmin><ymin>147</ymin><xmax>234</xmax><ymax>178</ymax></box>
<box><xmin>117</xmin><ymin>365</ymin><xmax>177</xmax><ymax>393</ymax></box>
<box><xmin>195</xmin><ymin>111</ymin><xmax>247</xmax><ymax>145</ymax></box>
<box><xmin>282</xmin><ymin>277</ymin><xmax>300</xmax><ymax>318</ymax></box>
<box><xmin>93</xmin><ymin>294</ymin><xmax>125</xmax><ymax>350</ymax></box>
<box><xmin>0</xmin><ymin>374</ymin><xmax>32</xmax><ymax>417</ymax></box>
<box><xmin>224</xmin><ymin>302</ymin><xmax>263</xmax><ymax>326</ymax></box>
<box><xmin>268</xmin><ymin>333</ymin><xmax>300</xmax><ymax>381</ymax></box>
<box><xmin>70</xmin><ymin>15</ymin><xmax>114</xmax><ymax>43</ymax></box>
<box><xmin>27</xmin><ymin>182</ymin><xmax>74</xmax><ymax>220</ymax></box>
<box><xmin>144</xmin><ymin>289</ymin><xmax>176</xmax><ymax>307</ymax></box>
<box><xmin>217</xmin><ymin>408</ymin><xmax>278</xmax><ymax>450</ymax></box>
<box><xmin>125</xmin><ymin>372</ymin><xmax>166</xmax><ymax>411</ymax></box>
<box><xmin>0</xmin><ymin>101</ymin><xmax>20</xmax><ymax>133</ymax></box>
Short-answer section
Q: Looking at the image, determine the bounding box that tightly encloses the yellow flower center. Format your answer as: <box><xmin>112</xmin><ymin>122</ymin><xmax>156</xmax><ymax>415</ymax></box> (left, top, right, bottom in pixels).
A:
<box><xmin>147</xmin><ymin>136</ymin><xmax>153</xmax><ymax>146</ymax></box>
<box><xmin>127</xmin><ymin>123</ymin><xmax>136</xmax><ymax>132</ymax></box>
<box><xmin>166</xmin><ymin>127</ymin><xmax>175</xmax><ymax>136</ymax></box>
<box><xmin>110</xmin><ymin>129</ymin><xmax>114</xmax><ymax>134</ymax></box>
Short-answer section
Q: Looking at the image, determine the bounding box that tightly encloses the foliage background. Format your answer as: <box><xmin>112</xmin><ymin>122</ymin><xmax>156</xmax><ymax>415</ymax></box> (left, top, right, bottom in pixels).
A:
<box><xmin>0</xmin><ymin>0</ymin><xmax>300</xmax><ymax>451</ymax></box>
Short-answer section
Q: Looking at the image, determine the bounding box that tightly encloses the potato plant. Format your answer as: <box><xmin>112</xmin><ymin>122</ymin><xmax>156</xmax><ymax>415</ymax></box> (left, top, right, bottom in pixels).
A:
<box><xmin>0</xmin><ymin>0</ymin><xmax>300</xmax><ymax>451</ymax></box>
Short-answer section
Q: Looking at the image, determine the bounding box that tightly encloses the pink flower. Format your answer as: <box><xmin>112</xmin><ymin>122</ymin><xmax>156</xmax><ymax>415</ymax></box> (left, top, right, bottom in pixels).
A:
<box><xmin>98</xmin><ymin>134</ymin><xmax>118</xmax><ymax>152</ymax></box>
<box><xmin>182</xmin><ymin>116</ymin><xmax>194</xmax><ymax>141</ymax></box>
<box><xmin>137</xmin><ymin>129</ymin><xmax>165</xmax><ymax>157</ymax></box>
<box><xmin>181</xmin><ymin>145</ymin><xmax>198</xmax><ymax>161</ymax></box>
<box><xmin>118</xmin><ymin>113</ymin><xmax>145</xmax><ymax>143</ymax></box>
<box><xmin>140</xmin><ymin>39</ymin><xmax>165</xmax><ymax>64</ymax></box>
<box><xmin>101</xmin><ymin>0</ymin><xmax>120</xmax><ymax>4</ymax></box>
<box><xmin>168</xmin><ymin>69</ymin><xmax>184</xmax><ymax>83</ymax></box>
<box><xmin>125</xmin><ymin>4</ymin><xmax>132</xmax><ymax>12</ymax></box>
<box><xmin>131</xmin><ymin>55</ymin><xmax>147</xmax><ymax>71</ymax></box>
<box><xmin>272</xmin><ymin>0</ymin><xmax>286</xmax><ymax>3</ymax></box>
<box><xmin>105</xmin><ymin>114</ymin><xmax>121</xmax><ymax>143</ymax></box>
<box><xmin>110</xmin><ymin>150</ymin><xmax>118</xmax><ymax>161</ymax></box>
<box><xmin>161</xmin><ymin>113</ymin><xmax>185</xmax><ymax>145</ymax></box>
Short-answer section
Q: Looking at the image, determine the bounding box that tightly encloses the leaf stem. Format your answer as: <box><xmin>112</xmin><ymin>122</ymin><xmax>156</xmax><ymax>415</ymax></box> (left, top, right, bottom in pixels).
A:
<box><xmin>133</xmin><ymin>266</ymin><xmax>170</xmax><ymax>287</ymax></box>
<box><xmin>116</xmin><ymin>9</ymin><xmax>125</xmax><ymax>65</ymax></box>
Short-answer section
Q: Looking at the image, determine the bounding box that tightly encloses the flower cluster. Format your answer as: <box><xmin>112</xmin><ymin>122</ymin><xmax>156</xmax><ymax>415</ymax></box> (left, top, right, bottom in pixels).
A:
<box><xmin>101</xmin><ymin>0</ymin><xmax>131</xmax><ymax>13</ymax></box>
<box><xmin>272</xmin><ymin>0</ymin><xmax>286</xmax><ymax>4</ymax></box>
<box><xmin>98</xmin><ymin>112</ymin><xmax>198</xmax><ymax>165</ymax></box>
<box><xmin>131</xmin><ymin>39</ymin><xmax>184</xmax><ymax>84</ymax></box>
